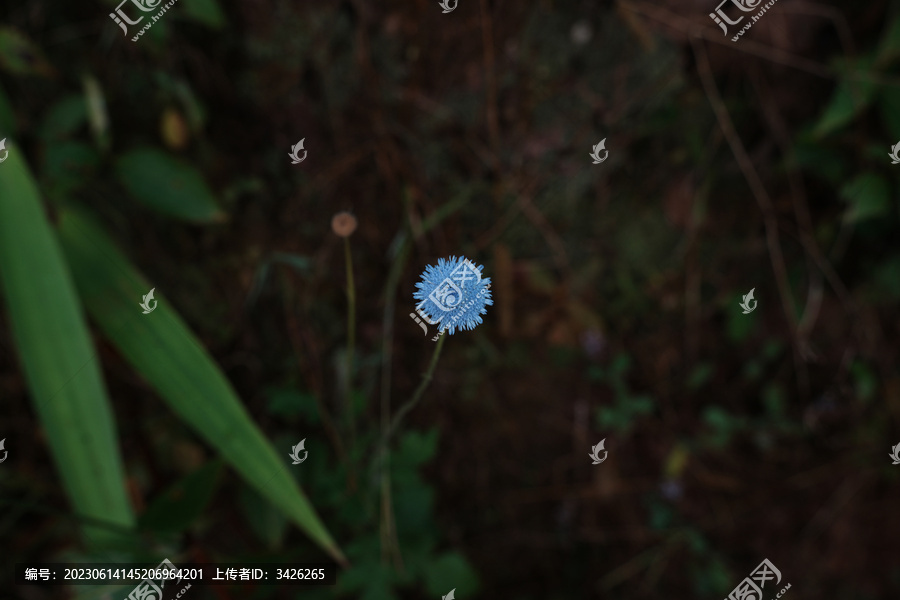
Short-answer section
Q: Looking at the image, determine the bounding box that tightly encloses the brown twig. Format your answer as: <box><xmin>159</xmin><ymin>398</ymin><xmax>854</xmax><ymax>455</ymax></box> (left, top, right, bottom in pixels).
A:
<box><xmin>691</xmin><ymin>37</ymin><xmax>800</xmax><ymax>347</ymax></box>
<box><xmin>775</xmin><ymin>2</ymin><xmax>856</xmax><ymax>60</ymax></box>
<box><xmin>800</xmin><ymin>474</ymin><xmax>869</xmax><ymax>542</ymax></box>
<box><xmin>477</xmin><ymin>171</ymin><xmax>571</xmax><ymax>279</ymax></box>
<box><xmin>281</xmin><ymin>278</ymin><xmax>347</xmax><ymax>465</ymax></box>
<box><xmin>512</xmin><ymin>174</ymin><xmax>572</xmax><ymax>279</ymax></box>
<box><xmin>750</xmin><ymin>72</ymin><xmax>855</xmax><ymax>347</ymax></box>
<box><xmin>479</xmin><ymin>0</ymin><xmax>501</xmax><ymax>168</ymax></box>
<box><xmin>619</xmin><ymin>1</ymin><xmax>831</xmax><ymax>80</ymax></box>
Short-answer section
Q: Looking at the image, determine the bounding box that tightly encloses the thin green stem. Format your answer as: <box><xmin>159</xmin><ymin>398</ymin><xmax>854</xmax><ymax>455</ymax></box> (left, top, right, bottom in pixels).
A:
<box><xmin>384</xmin><ymin>332</ymin><xmax>447</xmax><ymax>446</ymax></box>
<box><xmin>377</xmin><ymin>330</ymin><xmax>447</xmax><ymax>567</ymax></box>
<box><xmin>377</xmin><ymin>232</ymin><xmax>410</xmax><ymax>567</ymax></box>
<box><xmin>343</xmin><ymin>236</ymin><xmax>357</xmax><ymax>449</ymax></box>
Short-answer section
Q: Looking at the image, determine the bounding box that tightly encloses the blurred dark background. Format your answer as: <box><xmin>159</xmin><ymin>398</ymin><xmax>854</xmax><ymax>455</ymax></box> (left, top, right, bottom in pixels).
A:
<box><xmin>2</xmin><ymin>0</ymin><xmax>900</xmax><ymax>598</ymax></box>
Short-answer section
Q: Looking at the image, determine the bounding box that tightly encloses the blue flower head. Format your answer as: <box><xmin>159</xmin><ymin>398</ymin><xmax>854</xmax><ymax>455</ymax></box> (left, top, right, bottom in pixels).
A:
<box><xmin>413</xmin><ymin>255</ymin><xmax>492</xmax><ymax>335</ymax></box>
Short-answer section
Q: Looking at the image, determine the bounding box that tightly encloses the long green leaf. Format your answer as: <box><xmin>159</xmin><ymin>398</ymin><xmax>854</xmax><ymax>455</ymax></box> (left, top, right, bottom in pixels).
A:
<box><xmin>840</xmin><ymin>172</ymin><xmax>890</xmax><ymax>223</ymax></box>
<box><xmin>0</xmin><ymin>26</ymin><xmax>55</xmax><ymax>76</ymax></box>
<box><xmin>0</xmin><ymin>140</ymin><xmax>135</xmax><ymax>547</ymax></box>
<box><xmin>811</xmin><ymin>55</ymin><xmax>878</xmax><ymax>139</ymax></box>
<box><xmin>114</xmin><ymin>147</ymin><xmax>225</xmax><ymax>223</ymax></box>
<box><xmin>55</xmin><ymin>207</ymin><xmax>346</xmax><ymax>564</ymax></box>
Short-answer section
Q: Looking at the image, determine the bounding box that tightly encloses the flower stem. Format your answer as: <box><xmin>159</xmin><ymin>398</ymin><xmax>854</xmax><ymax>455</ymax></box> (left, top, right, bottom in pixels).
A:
<box><xmin>384</xmin><ymin>332</ymin><xmax>447</xmax><ymax>445</ymax></box>
<box><xmin>343</xmin><ymin>236</ymin><xmax>357</xmax><ymax>449</ymax></box>
<box><xmin>377</xmin><ymin>331</ymin><xmax>446</xmax><ymax>567</ymax></box>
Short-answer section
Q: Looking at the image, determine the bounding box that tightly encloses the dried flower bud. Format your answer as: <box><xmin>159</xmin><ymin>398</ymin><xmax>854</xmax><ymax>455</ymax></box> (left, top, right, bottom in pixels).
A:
<box><xmin>331</xmin><ymin>211</ymin><xmax>357</xmax><ymax>237</ymax></box>
<box><xmin>160</xmin><ymin>107</ymin><xmax>189</xmax><ymax>150</ymax></box>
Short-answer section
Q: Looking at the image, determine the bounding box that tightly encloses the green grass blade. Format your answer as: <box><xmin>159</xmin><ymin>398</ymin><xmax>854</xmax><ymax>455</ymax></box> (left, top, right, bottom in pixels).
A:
<box><xmin>55</xmin><ymin>207</ymin><xmax>346</xmax><ymax>564</ymax></box>
<box><xmin>0</xmin><ymin>140</ymin><xmax>135</xmax><ymax>547</ymax></box>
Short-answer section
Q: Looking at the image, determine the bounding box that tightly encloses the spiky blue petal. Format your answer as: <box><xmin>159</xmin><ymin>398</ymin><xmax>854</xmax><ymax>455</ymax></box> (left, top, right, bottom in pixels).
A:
<box><xmin>413</xmin><ymin>255</ymin><xmax>492</xmax><ymax>335</ymax></box>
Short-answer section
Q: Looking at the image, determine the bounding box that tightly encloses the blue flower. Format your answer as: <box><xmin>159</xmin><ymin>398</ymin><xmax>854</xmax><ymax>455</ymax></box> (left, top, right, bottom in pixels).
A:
<box><xmin>413</xmin><ymin>256</ymin><xmax>492</xmax><ymax>335</ymax></box>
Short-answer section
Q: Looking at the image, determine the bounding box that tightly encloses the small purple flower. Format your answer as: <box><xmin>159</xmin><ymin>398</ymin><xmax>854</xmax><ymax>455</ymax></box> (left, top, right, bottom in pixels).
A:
<box><xmin>660</xmin><ymin>479</ymin><xmax>683</xmax><ymax>502</ymax></box>
<box><xmin>580</xmin><ymin>329</ymin><xmax>606</xmax><ymax>358</ymax></box>
<box><xmin>413</xmin><ymin>256</ymin><xmax>492</xmax><ymax>335</ymax></box>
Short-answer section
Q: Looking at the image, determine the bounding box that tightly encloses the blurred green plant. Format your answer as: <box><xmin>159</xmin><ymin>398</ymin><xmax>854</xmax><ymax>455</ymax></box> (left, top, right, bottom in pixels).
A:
<box><xmin>802</xmin><ymin>10</ymin><xmax>900</xmax><ymax>229</ymax></box>
<box><xmin>589</xmin><ymin>353</ymin><xmax>655</xmax><ymax>434</ymax></box>
<box><xmin>0</xmin><ymin>141</ymin><xmax>134</xmax><ymax>550</ymax></box>
<box><xmin>254</xmin><ymin>382</ymin><xmax>481</xmax><ymax>600</ymax></box>
<box><xmin>337</xmin><ymin>429</ymin><xmax>480</xmax><ymax>600</ymax></box>
<box><xmin>0</xmin><ymin>125</ymin><xmax>343</xmax><ymax>564</ymax></box>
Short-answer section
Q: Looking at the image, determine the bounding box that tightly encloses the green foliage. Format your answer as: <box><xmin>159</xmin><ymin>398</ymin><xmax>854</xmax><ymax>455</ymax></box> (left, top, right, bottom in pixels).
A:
<box><xmin>279</xmin><ymin>427</ymin><xmax>481</xmax><ymax>600</ymax></box>
<box><xmin>645</xmin><ymin>497</ymin><xmax>675</xmax><ymax>531</ymax></box>
<box><xmin>701</xmin><ymin>406</ymin><xmax>748</xmax><ymax>449</ymax></box>
<box><xmin>56</xmin><ymin>207</ymin><xmax>344</xmax><ymax>563</ymax></box>
<box><xmin>178</xmin><ymin>0</ymin><xmax>228</xmax><ymax>30</ymax></box>
<box><xmin>740</xmin><ymin>340</ymin><xmax>783</xmax><ymax>383</ymax></box>
<box><xmin>591</xmin><ymin>354</ymin><xmax>655</xmax><ymax>434</ymax></box>
<box><xmin>0</xmin><ymin>82</ymin><xmax>15</xmax><ymax>132</ymax></box>
<box><xmin>812</xmin><ymin>54</ymin><xmax>879</xmax><ymax>138</ymax></box>
<box><xmin>726</xmin><ymin>294</ymin><xmax>757</xmax><ymax>343</ymax></box>
<box><xmin>877</xmin><ymin>86</ymin><xmax>900</xmax><ymax>140</ymax></box>
<box><xmin>239</xmin><ymin>484</ymin><xmax>289</xmax><ymax>550</ymax></box>
<box><xmin>43</xmin><ymin>141</ymin><xmax>100</xmax><ymax>199</ymax></box>
<box><xmin>792</xmin><ymin>137</ymin><xmax>848</xmax><ymax>185</ymax></box>
<box><xmin>871</xmin><ymin>255</ymin><xmax>900</xmax><ymax>298</ymax></box>
<box><xmin>38</xmin><ymin>95</ymin><xmax>87</xmax><ymax>141</ymax></box>
<box><xmin>0</xmin><ymin>143</ymin><xmax>136</xmax><ymax>549</ymax></box>
<box><xmin>249</xmin><ymin>253</ymin><xmax>313</xmax><ymax>306</ymax></box>
<box><xmin>877</xmin><ymin>9</ymin><xmax>900</xmax><ymax>65</ymax></box>
<box><xmin>840</xmin><ymin>173</ymin><xmax>890</xmax><ymax>223</ymax></box>
<box><xmin>337</xmin><ymin>549</ymin><xmax>397</xmax><ymax>600</ymax></box>
<box><xmin>138</xmin><ymin>460</ymin><xmax>224</xmax><ymax>533</ymax></box>
<box><xmin>0</xmin><ymin>26</ymin><xmax>53</xmax><ymax>75</ymax></box>
<box><xmin>851</xmin><ymin>360</ymin><xmax>878</xmax><ymax>404</ymax></box>
<box><xmin>422</xmin><ymin>552</ymin><xmax>480</xmax><ymax>598</ymax></box>
<box><xmin>690</xmin><ymin>555</ymin><xmax>732</xmax><ymax>598</ymax></box>
<box><xmin>687</xmin><ymin>362</ymin><xmax>715</xmax><ymax>390</ymax></box>
<box><xmin>7</xmin><ymin>0</ymin><xmax>900</xmax><ymax>595</ymax></box>
<box><xmin>761</xmin><ymin>382</ymin><xmax>793</xmax><ymax>436</ymax></box>
<box><xmin>701</xmin><ymin>380</ymin><xmax>800</xmax><ymax>450</ymax></box>
<box><xmin>114</xmin><ymin>148</ymin><xmax>225</xmax><ymax>223</ymax></box>
<box><xmin>266</xmin><ymin>387</ymin><xmax>322</xmax><ymax>425</ymax></box>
